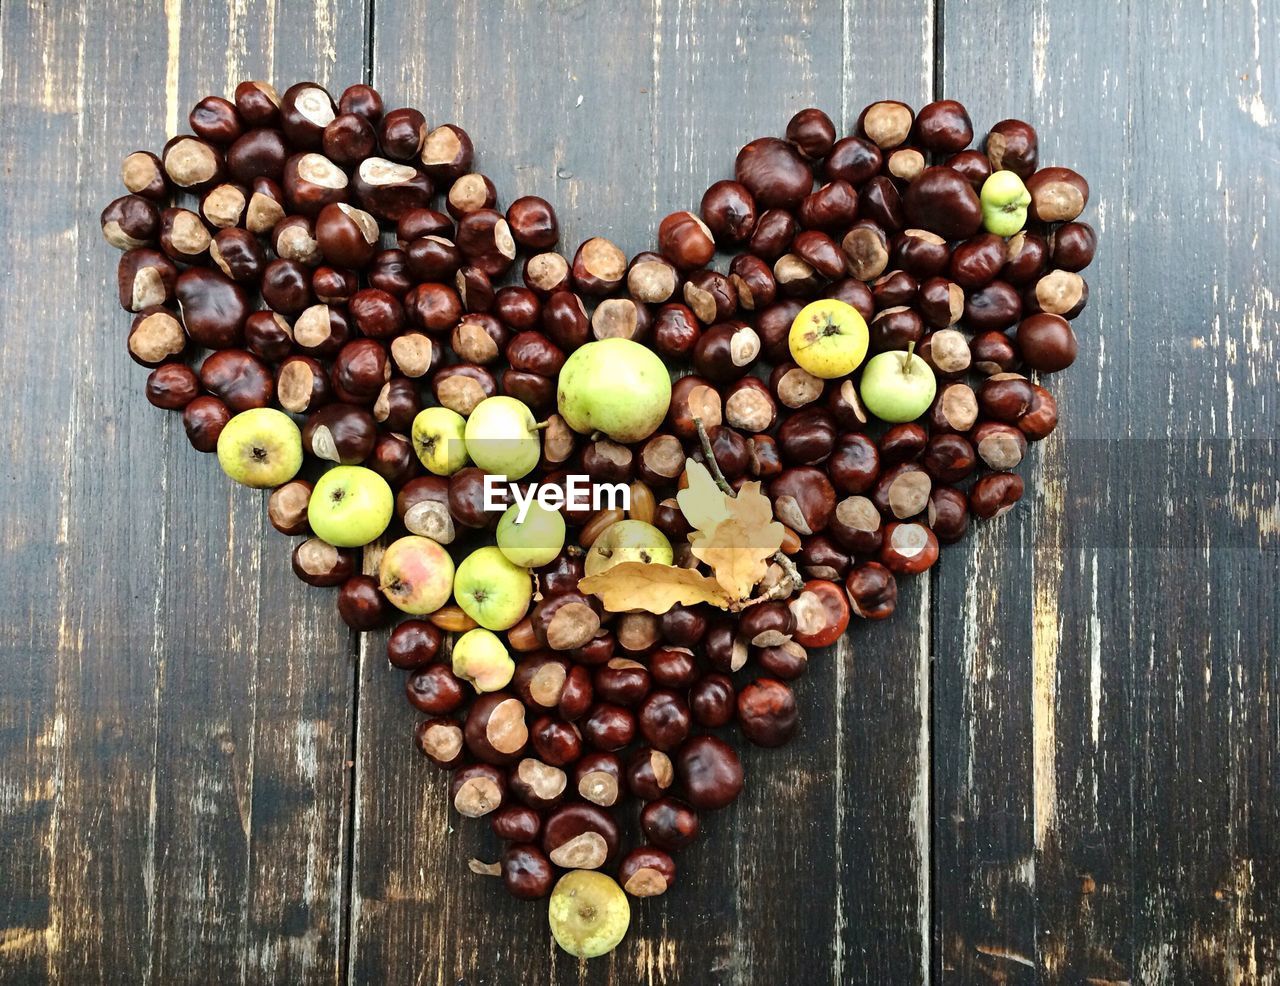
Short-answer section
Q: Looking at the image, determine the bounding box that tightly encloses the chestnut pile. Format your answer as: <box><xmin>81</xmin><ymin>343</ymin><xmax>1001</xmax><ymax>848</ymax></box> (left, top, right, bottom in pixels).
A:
<box><xmin>102</xmin><ymin>85</ymin><xmax>1094</xmax><ymax>957</ymax></box>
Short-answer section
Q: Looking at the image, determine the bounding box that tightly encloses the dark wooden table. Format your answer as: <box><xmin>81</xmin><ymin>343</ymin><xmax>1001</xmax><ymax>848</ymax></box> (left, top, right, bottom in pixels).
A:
<box><xmin>1</xmin><ymin>1</ymin><xmax>1276</xmax><ymax>983</ymax></box>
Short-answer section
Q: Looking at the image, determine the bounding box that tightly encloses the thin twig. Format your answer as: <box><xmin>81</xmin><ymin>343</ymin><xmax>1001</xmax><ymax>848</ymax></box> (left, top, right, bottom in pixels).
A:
<box><xmin>691</xmin><ymin>415</ymin><xmax>804</xmax><ymax>599</ymax></box>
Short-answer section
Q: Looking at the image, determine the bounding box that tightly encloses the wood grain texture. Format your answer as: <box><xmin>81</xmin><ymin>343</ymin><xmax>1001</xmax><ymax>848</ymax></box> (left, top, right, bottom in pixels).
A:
<box><xmin>0</xmin><ymin>2</ymin><xmax>366</xmax><ymax>984</ymax></box>
<box><xmin>939</xmin><ymin>1</ymin><xmax>1280</xmax><ymax>984</ymax></box>
<box><xmin>1</xmin><ymin>1</ymin><xmax>1277</xmax><ymax>984</ymax></box>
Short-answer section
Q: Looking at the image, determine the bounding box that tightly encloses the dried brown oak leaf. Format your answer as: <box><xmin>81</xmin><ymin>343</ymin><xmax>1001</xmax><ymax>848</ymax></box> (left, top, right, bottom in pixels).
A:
<box><xmin>677</xmin><ymin>460</ymin><xmax>784</xmax><ymax>601</ymax></box>
<box><xmin>577</xmin><ymin>561</ymin><xmax>731</xmax><ymax>614</ymax></box>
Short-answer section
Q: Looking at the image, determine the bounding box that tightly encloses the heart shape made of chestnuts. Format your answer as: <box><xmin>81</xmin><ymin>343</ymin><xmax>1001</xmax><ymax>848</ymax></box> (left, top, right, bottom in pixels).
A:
<box><xmin>104</xmin><ymin>83</ymin><xmax>1094</xmax><ymax>956</ymax></box>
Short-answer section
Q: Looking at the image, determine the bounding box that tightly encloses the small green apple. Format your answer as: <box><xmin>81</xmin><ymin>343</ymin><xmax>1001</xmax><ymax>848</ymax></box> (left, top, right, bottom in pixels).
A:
<box><xmin>453</xmin><ymin>545</ymin><xmax>534</xmax><ymax>631</ymax></box>
<box><xmin>980</xmin><ymin>170</ymin><xmax>1031</xmax><ymax>236</ymax></box>
<box><xmin>463</xmin><ymin>396</ymin><xmax>540</xmax><ymax>480</ymax></box>
<box><xmin>451</xmin><ymin>627</ymin><xmax>515</xmax><ymax>693</ymax></box>
<box><xmin>583</xmin><ymin>519</ymin><xmax>673</xmax><ymax>577</ymax></box>
<box><xmin>378</xmin><ymin>535</ymin><xmax>455</xmax><ymax>614</ymax></box>
<box><xmin>496</xmin><ymin>501</ymin><xmax>566</xmax><ymax>569</ymax></box>
<box><xmin>411</xmin><ymin>406</ymin><xmax>469</xmax><ymax>476</ymax></box>
<box><xmin>216</xmin><ymin>407</ymin><xmax>303</xmax><ymax>488</ymax></box>
<box><xmin>859</xmin><ymin>347</ymin><xmax>938</xmax><ymax>424</ymax></box>
<box><xmin>557</xmin><ymin>338</ymin><xmax>672</xmax><ymax>443</ymax></box>
<box><xmin>788</xmin><ymin>298</ymin><xmax>869</xmax><ymax>379</ymax></box>
<box><xmin>308</xmin><ymin>465</ymin><xmax>394</xmax><ymax>547</ymax></box>
<box><xmin>548</xmin><ymin>870</ymin><xmax>631</xmax><ymax>959</ymax></box>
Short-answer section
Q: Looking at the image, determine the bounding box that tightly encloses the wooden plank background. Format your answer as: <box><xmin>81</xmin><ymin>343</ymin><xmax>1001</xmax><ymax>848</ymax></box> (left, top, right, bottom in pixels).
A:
<box><xmin>0</xmin><ymin>1</ymin><xmax>1275</xmax><ymax>983</ymax></box>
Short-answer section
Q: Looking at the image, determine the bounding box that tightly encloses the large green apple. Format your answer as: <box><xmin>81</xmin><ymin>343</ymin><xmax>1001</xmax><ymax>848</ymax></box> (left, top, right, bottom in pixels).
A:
<box><xmin>859</xmin><ymin>348</ymin><xmax>938</xmax><ymax>424</ymax></box>
<box><xmin>216</xmin><ymin>408</ymin><xmax>303</xmax><ymax>488</ymax></box>
<box><xmin>411</xmin><ymin>406</ymin><xmax>469</xmax><ymax>476</ymax></box>
<box><xmin>378</xmin><ymin>535</ymin><xmax>455</xmax><ymax>614</ymax></box>
<box><xmin>495</xmin><ymin>501</ymin><xmax>566</xmax><ymax>568</ymax></box>
<box><xmin>557</xmin><ymin>338</ymin><xmax>672</xmax><ymax>443</ymax></box>
<box><xmin>308</xmin><ymin>465</ymin><xmax>394</xmax><ymax>547</ymax></box>
<box><xmin>583</xmin><ymin>519</ymin><xmax>673</xmax><ymax>577</ymax></box>
<box><xmin>463</xmin><ymin>396</ymin><xmax>540</xmax><ymax>480</ymax></box>
<box><xmin>453</xmin><ymin>545</ymin><xmax>533</xmax><ymax>631</ymax></box>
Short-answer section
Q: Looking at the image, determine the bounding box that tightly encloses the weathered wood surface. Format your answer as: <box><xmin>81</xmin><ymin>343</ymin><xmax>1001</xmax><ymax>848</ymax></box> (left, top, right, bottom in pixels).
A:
<box><xmin>0</xmin><ymin>1</ymin><xmax>1275</xmax><ymax>984</ymax></box>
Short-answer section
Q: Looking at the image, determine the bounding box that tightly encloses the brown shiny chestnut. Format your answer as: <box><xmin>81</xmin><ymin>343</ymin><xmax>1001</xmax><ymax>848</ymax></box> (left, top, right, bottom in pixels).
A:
<box><xmin>1048</xmin><ymin>221</ymin><xmax>1097</xmax><ymax>272</ymax></box>
<box><xmin>842</xmin><ymin>220</ymin><xmax>890</xmax><ymax>282</ymax></box>
<box><xmin>903</xmin><ymin>166</ymin><xmax>982</xmax><ymax>239</ymax></box>
<box><xmin>279</xmin><ymin>82</ymin><xmax>335</xmax><ymax>149</ymax></box>
<box><xmin>313</xmin><ymin>202</ymin><xmax>379</xmax><ymax>269</ymax></box>
<box><xmin>700</xmin><ymin>181</ymin><xmax>756</xmax><ymax>244</ymax></box>
<box><xmin>351</xmin><ymin>157</ymin><xmax>432</xmax><ymax>222</ymax></box>
<box><xmin>689</xmin><ymin>674</ymin><xmax>735</xmax><ymax>728</ymax></box>
<box><xmin>970</xmin><ymin>472</ymin><xmax>1025</xmax><ymax>520</ymax></box>
<box><xmin>926</xmin><ymin>486</ymin><xmax>969</xmax><ymax>543</ymax></box>
<box><xmin>337</xmin><ymin>575</ymin><xmax>391</xmax><ymax>631</ymax></box>
<box><xmin>627</xmin><ymin>252</ymin><xmax>680</xmax><ymax>305</ymax></box>
<box><xmin>433</xmin><ymin>363</ymin><xmax>496</xmax><ymax>415</ymax></box>
<box><xmin>968</xmin><ymin>331</ymin><xmax>1021</xmax><ymax>376</ymax></box>
<box><xmin>226</xmin><ymin>128</ymin><xmax>289</xmax><ymax>183</ymax></box>
<box><xmin>683</xmin><ymin>270</ymin><xmax>738</xmax><ymax>324</ymax></box>
<box><xmin>918</xmin><ymin>328</ymin><xmax>971</xmax><ymax>379</ymax></box>
<box><xmin>120</xmin><ymin>150</ymin><xmax>169</xmax><ymax>201</ymax></box>
<box><xmin>984</xmin><ymin>119</ymin><xmax>1039</xmax><ymax>178</ymax></box>
<box><xmin>913</xmin><ymin>99</ymin><xmax>973</xmax><ymax>153</ymax></box>
<box><xmin>322</xmin><ymin>113</ymin><xmax>377</xmax><ymax>166</ymax></box>
<box><xmin>735</xmin><ymin>137</ymin><xmax>813</xmax><ymax>210</ymax></box>
<box><xmin>420</xmin><ymin>124</ymin><xmax>474</xmax><ymax>182</ymax></box>
<box><xmin>825</xmin><ymin>135</ymin><xmax>882</xmax><ymax>185</ymax></box>
<box><xmin>504</xmin><ymin>195</ymin><xmax>558</xmax><ymax>249</ymax></box>
<box><xmin>778</xmin><ymin>407</ymin><xmax>837</xmax><ymax>465</ymax></box>
<box><xmin>292</xmin><ymin>303</ymin><xmax>352</xmax><ymax>357</ymax></box>
<box><xmin>446</xmin><ymin>172</ymin><xmax>497</xmax><ymax>220</ymax></box>
<box><xmin>737</xmin><ymin>678</ymin><xmax>798</xmax><ymax>747</ymax></box>
<box><xmin>659</xmin><ymin>211</ymin><xmax>716</xmax><ymax>271</ymax></box>
<box><xmin>921</xmin><ymin>432</ymin><xmax>977</xmax><ymax>483</ymax></box>
<box><xmin>1016</xmin><ymin>312</ymin><xmax>1078</xmax><ymax>372</ymax></box>
<box><xmin>276</xmin><ymin>354</ymin><xmax>331</xmax><ymax>413</ymax></box>
<box><xmin>747</xmin><ymin>208</ymin><xmax>798</xmax><ymax>260</ymax></box>
<box><xmin>302</xmin><ymin>403</ymin><xmax>377</xmax><ymax>464</ymax></box>
<box><xmin>917</xmin><ymin>277</ymin><xmax>965</xmax><ymax>328</ymax></box>
<box><xmin>869</xmin><ymin>306</ymin><xmax>924</xmax><ymax>353</ymax></box>
<box><xmin>860</xmin><ymin>176</ymin><xmax>905</xmax><ymax>231</ymax></box>
<box><xmin>728</xmin><ymin>253</ymin><xmax>777</xmax><ymax>311</ymax></box>
<box><xmin>828</xmin><ymin>495</ymin><xmax>883</xmax><ymax>556</ymax></box>
<box><xmin>950</xmin><ymin>232</ymin><xmax>1007</xmax><ymax>288</ymax></box>
<box><xmin>946</xmin><ymin>149</ymin><xmax>993</xmax><ymax>190</ymax></box>
<box><xmin>283</xmin><ymin>152</ymin><xmax>349</xmax><ymax>216</ymax></box>
<box><xmin>1024</xmin><ymin>270</ymin><xmax>1088</xmax><ymax>320</ymax></box>
<box><xmin>199</xmin><ymin>349</ymin><xmax>274</xmax><ymax>411</ymax></box>
<box><xmin>101</xmin><ymin>194</ymin><xmax>160</xmax><ymax>250</ymax></box>
<box><xmin>377</xmin><ymin>106</ymin><xmax>426</xmax><ymax>160</ymax></box>
<box><xmin>182</xmin><ymin>396</ymin><xmax>231</xmax><ymax>453</ymax></box>
<box><xmin>977</xmin><ymin>373</ymin><xmax>1034</xmax><ymax>423</ymax></box>
<box><xmin>175</xmin><ymin>267</ymin><xmax>248</xmax><ymax>348</ymax></box>
<box><xmin>1026</xmin><ymin>166</ymin><xmax>1089</xmax><ymax>223</ymax></box>
<box><xmin>338</xmin><ymin>83</ymin><xmax>384</xmax><ymax>123</ymax></box>
<box><xmin>692</xmin><ymin>321</ymin><xmax>761</xmax><ymax>382</ymax></box>
<box><xmin>964</xmin><ymin>280</ymin><xmax>1023</xmax><ymax>332</ymax></box>
<box><xmin>210</xmin><ymin>228</ymin><xmax>267</xmax><ymax>285</ymax></box>
<box><xmin>493</xmin><ymin>285</ymin><xmax>542</xmax><ymax>330</ymax></box>
<box><xmin>640</xmin><ymin>797</ymin><xmax>699</xmax><ymax>851</ymax></box>
<box><xmin>161</xmin><ymin>135</ymin><xmax>224</xmax><ymax>191</ymax></box>
<box><xmin>127</xmin><ymin>307</ymin><xmax>187</xmax><ymax>368</ymax></box>
<box><xmin>195</xmin><ymin>183</ymin><xmax>245</xmax><ymax>230</ymax></box>
<box><xmin>845</xmin><ymin>562</ymin><xmax>898</xmax><ymax>619</ymax></box>
<box><xmin>291</xmin><ymin>537</ymin><xmax>356</xmax><ymax>588</ymax></box>
<box><xmin>786</xmin><ymin>107</ymin><xmax>837</xmax><ymax>158</ymax></box>
<box><xmin>879</xmin><ymin>521</ymin><xmax>939</xmax><ymax>576</ymax></box>
<box><xmin>145</xmin><ymin>363</ymin><xmax>200</xmax><ymax>410</ymax></box>
<box><xmin>1019</xmin><ymin>384</ymin><xmax>1059</xmax><ymax>441</ymax></box>
<box><xmin>792</xmin><ymin>229</ymin><xmax>846</xmax><ymax>279</ymax></box>
<box><xmin>368</xmin><ymin>248</ymin><xmax>413</xmax><ymax>297</ymax></box>
<box><xmin>891</xmin><ymin>229</ymin><xmax>950</xmax><ymax>279</ymax></box>
<box><xmin>676</xmin><ymin>735</ymin><xmax>743</xmax><ymax>810</ymax></box>
<box><xmin>856</xmin><ymin>99</ymin><xmax>914</xmax><ymax>149</ymax></box>
<box><xmin>118</xmin><ymin>247</ymin><xmax>177</xmax><ymax>312</ymax></box>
